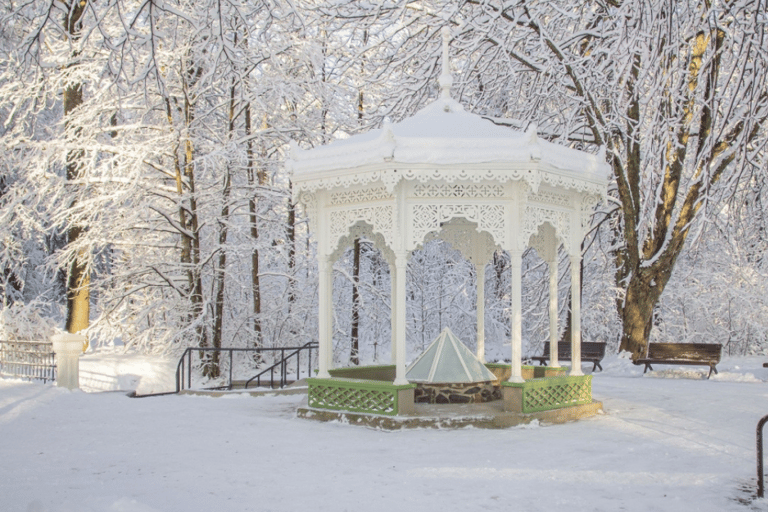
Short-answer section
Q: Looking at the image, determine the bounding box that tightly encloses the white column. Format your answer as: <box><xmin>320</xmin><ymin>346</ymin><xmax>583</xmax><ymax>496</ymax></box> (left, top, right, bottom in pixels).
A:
<box><xmin>475</xmin><ymin>263</ymin><xmax>486</xmax><ymax>363</ymax></box>
<box><xmin>317</xmin><ymin>254</ymin><xmax>332</xmax><ymax>378</ymax></box>
<box><xmin>509</xmin><ymin>251</ymin><xmax>524</xmax><ymax>382</ymax></box>
<box><xmin>393</xmin><ymin>252</ymin><xmax>409</xmax><ymax>385</ymax></box>
<box><xmin>390</xmin><ymin>263</ymin><xmax>397</xmax><ymax>364</ymax></box>
<box><xmin>51</xmin><ymin>333</ymin><xmax>86</xmax><ymax>390</ymax></box>
<box><xmin>548</xmin><ymin>259</ymin><xmax>560</xmax><ymax>368</ymax></box>
<box><xmin>569</xmin><ymin>254</ymin><xmax>583</xmax><ymax>376</ymax></box>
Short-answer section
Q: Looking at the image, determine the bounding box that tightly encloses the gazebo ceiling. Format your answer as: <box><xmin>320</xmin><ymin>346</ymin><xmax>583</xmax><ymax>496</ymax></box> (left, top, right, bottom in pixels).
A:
<box><xmin>288</xmin><ymin>96</ymin><xmax>609</xmax><ymax>197</ymax></box>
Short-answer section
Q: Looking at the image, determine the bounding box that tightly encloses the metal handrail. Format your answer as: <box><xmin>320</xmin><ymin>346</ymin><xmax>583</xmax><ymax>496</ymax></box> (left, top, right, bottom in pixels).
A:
<box><xmin>244</xmin><ymin>341</ymin><xmax>317</xmax><ymax>389</ymax></box>
<box><xmin>175</xmin><ymin>343</ymin><xmax>317</xmax><ymax>393</ymax></box>
<box><xmin>757</xmin><ymin>414</ymin><xmax>768</xmax><ymax>498</ymax></box>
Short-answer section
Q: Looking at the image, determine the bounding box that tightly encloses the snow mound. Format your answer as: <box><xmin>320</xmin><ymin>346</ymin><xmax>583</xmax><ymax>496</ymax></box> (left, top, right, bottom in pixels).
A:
<box><xmin>79</xmin><ymin>350</ymin><xmax>176</xmax><ymax>394</ymax></box>
<box><xmin>711</xmin><ymin>371</ymin><xmax>762</xmax><ymax>383</ymax></box>
<box><xmin>109</xmin><ymin>498</ymin><xmax>162</xmax><ymax>512</ymax></box>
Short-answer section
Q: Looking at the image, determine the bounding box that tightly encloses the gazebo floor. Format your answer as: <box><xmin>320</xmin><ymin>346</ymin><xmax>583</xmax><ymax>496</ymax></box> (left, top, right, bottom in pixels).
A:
<box><xmin>296</xmin><ymin>398</ymin><xmax>603</xmax><ymax>430</ymax></box>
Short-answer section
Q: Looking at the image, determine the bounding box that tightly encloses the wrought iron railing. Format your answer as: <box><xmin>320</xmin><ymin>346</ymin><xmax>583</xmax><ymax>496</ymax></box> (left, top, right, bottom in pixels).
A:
<box><xmin>0</xmin><ymin>339</ymin><xmax>56</xmax><ymax>383</ymax></box>
<box><xmin>244</xmin><ymin>342</ymin><xmax>318</xmax><ymax>389</ymax></box>
<box><xmin>175</xmin><ymin>342</ymin><xmax>318</xmax><ymax>393</ymax></box>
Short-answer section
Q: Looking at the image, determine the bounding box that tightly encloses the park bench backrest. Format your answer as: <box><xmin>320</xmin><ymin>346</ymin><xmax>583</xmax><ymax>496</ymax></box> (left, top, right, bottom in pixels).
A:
<box><xmin>542</xmin><ymin>342</ymin><xmax>606</xmax><ymax>359</ymax></box>
<box><xmin>645</xmin><ymin>343</ymin><xmax>722</xmax><ymax>362</ymax></box>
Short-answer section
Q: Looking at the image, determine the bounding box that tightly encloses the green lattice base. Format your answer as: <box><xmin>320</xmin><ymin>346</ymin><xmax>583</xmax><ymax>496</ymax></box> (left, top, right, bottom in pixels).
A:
<box><xmin>502</xmin><ymin>375</ymin><xmax>592</xmax><ymax>413</ymax></box>
<box><xmin>308</xmin><ymin>378</ymin><xmax>415</xmax><ymax>416</ymax></box>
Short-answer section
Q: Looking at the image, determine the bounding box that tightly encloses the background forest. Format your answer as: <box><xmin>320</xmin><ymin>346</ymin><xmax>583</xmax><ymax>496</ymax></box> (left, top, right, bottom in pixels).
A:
<box><xmin>0</xmin><ymin>0</ymin><xmax>766</xmax><ymax>366</ymax></box>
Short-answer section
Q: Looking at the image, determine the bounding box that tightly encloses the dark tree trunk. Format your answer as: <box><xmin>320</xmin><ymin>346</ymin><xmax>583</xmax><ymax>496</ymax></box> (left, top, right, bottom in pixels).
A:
<box><xmin>350</xmin><ymin>238</ymin><xmax>361</xmax><ymax>365</ymax></box>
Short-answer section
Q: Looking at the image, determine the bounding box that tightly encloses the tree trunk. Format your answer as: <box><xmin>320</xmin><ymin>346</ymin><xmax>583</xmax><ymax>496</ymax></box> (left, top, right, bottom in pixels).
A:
<box><xmin>348</xmin><ymin>63</ymin><xmax>366</xmax><ymax>365</ymax></box>
<box><xmin>246</xmin><ymin>108</ymin><xmax>269</xmax><ymax>352</ymax></box>
<box><xmin>63</xmin><ymin>0</ymin><xmax>89</xmax><ymax>336</ymax></box>
<box><xmin>350</xmin><ymin>237</ymin><xmax>361</xmax><ymax>365</ymax></box>
<box><xmin>210</xmin><ymin>76</ymin><xmax>237</xmax><ymax>375</ymax></box>
<box><xmin>618</xmin><ymin>261</ymin><xmax>674</xmax><ymax>358</ymax></box>
<box><xmin>164</xmin><ymin>54</ymin><xmax>207</xmax><ymax>369</ymax></box>
<box><xmin>286</xmin><ymin>188</ymin><xmax>296</xmax><ymax>307</ymax></box>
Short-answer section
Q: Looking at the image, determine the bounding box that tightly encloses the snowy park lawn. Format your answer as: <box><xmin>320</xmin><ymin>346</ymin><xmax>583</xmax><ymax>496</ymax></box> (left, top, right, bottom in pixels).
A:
<box><xmin>3</xmin><ymin>353</ymin><xmax>768</xmax><ymax>512</ymax></box>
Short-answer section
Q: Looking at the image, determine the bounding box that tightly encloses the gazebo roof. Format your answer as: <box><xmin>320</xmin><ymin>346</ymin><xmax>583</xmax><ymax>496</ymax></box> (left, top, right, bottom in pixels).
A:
<box><xmin>288</xmin><ymin>96</ymin><xmax>609</xmax><ymax>196</ymax></box>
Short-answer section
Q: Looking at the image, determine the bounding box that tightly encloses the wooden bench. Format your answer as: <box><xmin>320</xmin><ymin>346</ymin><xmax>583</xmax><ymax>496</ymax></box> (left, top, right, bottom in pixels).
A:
<box><xmin>530</xmin><ymin>342</ymin><xmax>607</xmax><ymax>372</ymax></box>
<box><xmin>635</xmin><ymin>343</ymin><xmax>722</xmax><ymax>379</ymax></box>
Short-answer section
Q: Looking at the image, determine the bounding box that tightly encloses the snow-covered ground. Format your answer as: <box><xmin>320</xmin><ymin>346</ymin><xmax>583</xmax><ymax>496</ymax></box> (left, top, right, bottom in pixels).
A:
<box><xmin>3</xmin><ymin>352</ymin><xmax>768</xmax><ymax>512</ymax></box>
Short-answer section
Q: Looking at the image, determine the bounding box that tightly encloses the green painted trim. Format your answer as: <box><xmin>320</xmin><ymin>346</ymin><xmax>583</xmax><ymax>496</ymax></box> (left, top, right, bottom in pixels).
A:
<box><xmin>308</xmin><ymin>377</ymin><xmax>415</xmax><ymax>390</ymax></box>
<box><xmin>486</xmin><ymin>363</ymin><xmax>567</xmax><ymax>380</ymax></box>
<box><xmin>500</xmin><ymin>375</ymin><xmax>591</xmax><ymax>388</ymax></box>
<box><xmin>328</xmin><ymin>365</ymin><xmax>397</xmax><ymax>381</ymax></box>
<box><xmin>484</xmin><ymin>363</ymin><xmax>567</xmax><ymax>371</ymax></box>
<box><xmin>307</xmin><ymin>378</ymin><xmax>416</xmax><ymax>417</ymax></box>
<box><xmin>329</xmin><ymin>365</ymin><xmax>396</xmax><ymax>372</ymax></box>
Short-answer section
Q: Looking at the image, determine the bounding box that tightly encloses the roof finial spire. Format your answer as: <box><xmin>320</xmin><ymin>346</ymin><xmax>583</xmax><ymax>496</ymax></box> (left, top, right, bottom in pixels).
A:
<box><xmin>438</xmin><ymin>26</ymin><xmax>453</xmax><ymax>100</ymax></box>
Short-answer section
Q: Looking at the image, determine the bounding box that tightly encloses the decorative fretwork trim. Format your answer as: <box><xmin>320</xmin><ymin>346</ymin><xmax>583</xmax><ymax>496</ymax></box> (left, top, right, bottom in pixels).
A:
<box><xmin>423</xmin><ymin>219</ymin><xmax>498</xmax><ymax>263</ymax></box>
<box><xmin>411</xmin><ymin>204</ymin><xmax>506</xmax><ymax>250</ymax></box>
<box><xmin>528</xmin><ymin>189</ymin><xmax>571</xmax><ymax>207</ymax></box>
<box><xmin>330</xmin><ymin>205</ymin><xmax>394</xmax><ymax>252</ymax></box>
<box><xmin>580</xmin><ymin>194</ymin><xmax>602</xmax><ymax>235</ymax></box>
<box><xmin>413</xmin><ymin>183</ymin><xmax>504</xmax><ymax>198</ymax></box>
<box><xmin>330</xmin><ymin>223</ymin><xmax>395</xmax><ymax>265</ymax></box>
<box><xmin>331</xmin><ymin>186</ymin><xmax>391</xmax><ymax>205</ymax></box>
<box><xmin>293</xmin><ymin>167</ymin><xmax>606</xmax><ymax>197</ymax></box>
<box><xmin>528</xmin><ymin>223</ymin><xmax>558</xmax><ymax>262</ymax></box>
<box><xmin>523</xmin><ymin>205</ymin><xmax>570</xmax><ymax>253</ymax></box>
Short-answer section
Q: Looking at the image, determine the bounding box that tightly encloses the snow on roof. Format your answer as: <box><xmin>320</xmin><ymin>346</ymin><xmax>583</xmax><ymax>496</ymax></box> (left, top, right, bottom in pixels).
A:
<box><xmin>287</xmin><ymin>96</ymin><xmax>609</xmax><ymax>191</ymax></box>
<box><xmin>406</xmin><ymin>327</ymin><xmax>497</xmax><ymax>384</ymax></box>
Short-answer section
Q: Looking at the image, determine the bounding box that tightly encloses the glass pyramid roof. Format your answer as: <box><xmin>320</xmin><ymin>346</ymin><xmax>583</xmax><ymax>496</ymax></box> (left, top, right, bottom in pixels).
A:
<box><xmin>406</xmin><ymin>327</ymin><xmax>496</xmax><ymax>383</ymax></box>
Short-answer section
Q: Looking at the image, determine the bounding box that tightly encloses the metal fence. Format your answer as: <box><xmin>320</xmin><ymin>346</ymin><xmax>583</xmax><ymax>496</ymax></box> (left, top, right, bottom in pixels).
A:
<box><xmin>0</xmin><ymin>339</ymin><xmax>56</xmax><ymax>383</ymax></box>
<box><xmin>176</xmin><ymin>341</ymin><xmax>318</xmax><ymax>392</ymax></box>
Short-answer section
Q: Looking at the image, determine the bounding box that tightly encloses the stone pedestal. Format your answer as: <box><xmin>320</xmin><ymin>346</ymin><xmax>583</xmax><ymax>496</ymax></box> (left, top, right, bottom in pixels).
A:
<box><xmin>397</xmin><ymin>387</ymin><xmax>415</xmax><ymax>415</ymax></box>
<box><xmin>51</xmin><ymin>334</ymin><xmax>86</xmax><ymax>390</ymax></box>
<box><xmin>502</xmin><ymin>385</ymin><xmax>523</xmax><ymax>413</ymax></box>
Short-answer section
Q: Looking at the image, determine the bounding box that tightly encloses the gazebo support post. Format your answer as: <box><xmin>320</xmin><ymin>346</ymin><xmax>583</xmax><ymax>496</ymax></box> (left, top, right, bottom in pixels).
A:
<box><xmin>389</xmin><ymin>263</ymin><xmax>397</xmax><ymax>364</ymax></box>
<box><xmin>317</xmin><ymin>254</ymin><xmax>332</xmax><ymax>378</ymax></box>
<box><xmin>476</xmin><ymin>263</ymin><xmax>486</xmax><ymax>363</ymax></box>
<box><xmin>569</xmin><ymin>253</ymin><xmax>583</xmax><ymax>376</ymax></box>
<box><xmin>393</xmin><ymin>252</ymin><xmax>409</xmax><ymax>385</ymax></box>
<box><xmin>548</xmin><ymin>258</ymin><xmax>560</xmax><ymax>367</ymax></box>
<box><xmin>509</xmin><ymin>251</ymin><xmax>524</xmax><ymax>382</ymax></box>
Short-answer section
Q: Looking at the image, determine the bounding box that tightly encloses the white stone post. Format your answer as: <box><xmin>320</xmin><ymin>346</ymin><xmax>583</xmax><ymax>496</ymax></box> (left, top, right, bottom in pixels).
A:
<box><xmin>390</xmin><ymin>263</ymin><xmax>397</xmax><ymax>365</ymax></box>
<box><xmin>393</xmin><ymin>252</ymin><xmax>409</xmax><ymax>385</ymax></box>
<box><xmin>548</xmin><ymin>258</ymin><xmax>560</xmax><ymax>368</ymax></box>
<box><xmin>317</xmin><ymin>254</ymin><xmax>332</xmax><ymax>378</ymax></box>
<box><xmin>51</xmin><ymin>333</ymin><xmax>86</xmax><ymax>390</ymax></box>
<box><xmin>509</xmin><ymin>251</ymin><xmax>524</xmax><ymax>382</ymax></box>
<box><xmin>475</xmin><ymin>263</ymin><xmax>486</xmax><ymax>363</ymax></box>
<box><xmin>569</xmin><ymin>254</ymin><xmax>583</xmax><ymax>376</ymax></box>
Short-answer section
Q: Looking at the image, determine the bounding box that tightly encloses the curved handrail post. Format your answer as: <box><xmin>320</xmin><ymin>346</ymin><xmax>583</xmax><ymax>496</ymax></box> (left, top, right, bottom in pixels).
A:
<box><xmin>758</xmin><ymin>414</ymin><xmax>768</xmax><ymax>498</ymax></box>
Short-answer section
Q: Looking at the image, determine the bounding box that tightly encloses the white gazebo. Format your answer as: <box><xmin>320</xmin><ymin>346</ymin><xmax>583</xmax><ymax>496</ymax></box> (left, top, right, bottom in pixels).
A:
<box><xmin>288</xmin><ymin>31</ymin><xmax>608</xmax><ymax>412</ymax></box>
